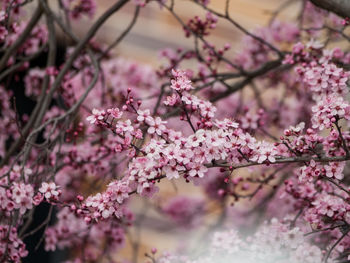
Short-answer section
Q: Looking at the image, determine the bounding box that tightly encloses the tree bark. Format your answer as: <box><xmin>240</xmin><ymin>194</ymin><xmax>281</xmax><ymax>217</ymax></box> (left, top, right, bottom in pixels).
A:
<box><xmin>310</xmin><ymin>0</ymin><xmax>350</xmax><ymax>19</ymax></box>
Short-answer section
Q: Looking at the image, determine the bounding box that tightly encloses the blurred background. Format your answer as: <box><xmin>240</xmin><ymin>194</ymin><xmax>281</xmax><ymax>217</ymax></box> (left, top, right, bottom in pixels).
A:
<box><xmin>61</xmin><ymin>0</ymin><xmax>299</xmax><ymax>64</ymax></box>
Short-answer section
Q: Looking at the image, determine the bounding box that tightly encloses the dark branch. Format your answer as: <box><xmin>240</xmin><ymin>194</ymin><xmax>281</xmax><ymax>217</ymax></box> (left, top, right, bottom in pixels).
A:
<box><xmin>310</xmin><ymin>0</ymin><xmax>350</xmax><ymax>19</ymax></box>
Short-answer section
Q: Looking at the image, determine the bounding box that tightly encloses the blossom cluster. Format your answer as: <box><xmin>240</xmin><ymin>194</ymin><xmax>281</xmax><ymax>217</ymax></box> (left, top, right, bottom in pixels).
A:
<box><xmin>311</xmin><ymin>94</ymin><xmax>350</xmax><ymax>129</ymax></box>
<box><xmin>83</xmin><ymin>105</ymin><xmax>282</xmax><ymax>222</ymax></box>
<box><xmin>184</xmin><ymin>12</ymin><xmax>218</xmax><ymax>38</ymax></box>
<box><xmin>0</xmin><ymin>166</ymin><xmax>35</xmax><ymax>216</ymax></box>
<box><xmin>45</xmin><ymin>207</ymin><xmax>129</xmax><ymax>261</ymax></box>
<box><xmin>234</xmin><ymin>21</ymin><xmax>299</xmax><ymax>70</ymax></box>
<box><xmin>0</xmin><ymin>225</ymin><xmax>28</xmax><ymax>263</ymax></box>
<box><xmin>297</xmin><ymin>60</ymin><xmax>350</xmax><ymax>99</ymax></box>
<box><xmin>0</xmin><ymin>167</ymin><xmax>60</xmax><ymax>217</ymax></box>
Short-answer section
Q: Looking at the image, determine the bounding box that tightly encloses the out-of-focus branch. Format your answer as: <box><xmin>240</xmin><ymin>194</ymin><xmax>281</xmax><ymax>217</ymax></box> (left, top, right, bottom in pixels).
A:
<box><xmin>162</xmin><ymin>2</ymin><xmax>243</xmax><ymax>73</ymax></box>
<box><xmin>20</xmin><ymin>1</ymin><xmax>58</xmax><ymax>177</ymax></box>
<box><xmin>1</xmin><ymin>0</ymin><xmax>129</xmax><ymax>167</ymax></box>
<box><xmin>99</xmin><ymin>5</ymin><xmax>141</xmax><ymax>59</ymax></box>
<box><xmin>33</xmin><ymin>0</ymin><xmax>129</xmax><ymax>132</ymax></box>
<box><xmin>0</xmin><ymin>3</ymin><xmax>43</xmax><ymax>71</ymax></box>
<box><xmin>210</xmin><ymin>59</ymin><xmax>283</xmax><ymax>102</ymax></box>
<box><xmin>310</xmin><ymin>0</ymin><xmax>350</xmax><ymax>19</ymax></box>
<box><xmin>23</xmin><ymin>50</ymin><xmax>100</xmax><ymax>153</ymax></box>
<box><xmin>324</xmin><ymin>228</ymin><xmax>350</xmax><ymax>263</ymax></box>
<box><xmin>0</xmin><ymin>44</ymin><xmax>47</xmax><ymax>83</ymax></box>
<box><xmin>192</xmin><ymin>0</ymin><xmax>284</xmax><ymax>58</ymax></box>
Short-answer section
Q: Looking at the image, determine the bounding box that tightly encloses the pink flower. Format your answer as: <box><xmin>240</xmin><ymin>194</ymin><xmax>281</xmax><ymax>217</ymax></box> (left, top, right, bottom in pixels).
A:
<box><xmin>147</xmin><ymin>117</ymin><xmax>167</xmax><ymax>135</ymax></box>
<box><xmin>181</xmin><ymin>92</ymin><xmax>197</xmax><ymax>105</ymax></box>
<box><xmin>250</xmin><ymin>141</ymin><xmax>278</xmax><ymax>163</ymax></box>
<box><xmin>301</xmin><ymin>62</ymin><xmax>349</xmax><ymax>98</ymax></box>
<box><xmin>324</xmin><ymin>162</ymin><xmax>345</xmax><ymax>180</ymax></box>
<box><xmin>0</xmin><ymin>225</ymin><xmax>28</xmax><ymax>261</ymax></box>
<box><xmin>107</xmin><ymin>107</ymin><xmax>123</xmax><ymax>119</ymax></box>
<box><xmin>163</xmin><ymin>144</ymin><xmax>180</xmax><ymax>160</ymax></box>
<box><xmin>107</xmin><ymin>180</ymin><xmax>130</xmax><ymax>204</ymax></box>
<box><xmin>86</xmin><ymin>108</ymin><xmax>105</xmax><ymax>124</ymax></box>
<box><xmin>33</xmin><ymin>193</ymin><xmax>44</xmax><ymax>206</ymax></box>
<box><xmin>185</xmin><ymin>129</ymin><xmax>206</xmax><ymax>148</ymax></box>
<box><xmin>170</xmin><ymin>69</ymin><xmax>193</xmax><ymax>92</ymax></box>
<box><xmin>139</xmin><ymin>183</ymin><xmax>159</xmax><ymax>198</ymax></box>
<box><xmin>199</xmin><ymin>100</ymin><xmax>216</xmax><ymax>118</ymax></box>
<box><xmin>137</xmin><ymin>109</ymin><xmax>152</xmax><ymax>123</ymax></box>
<box><xmin>164</xmin><ymin>93</ymin><xmax>179</xmax><ymax>106</ymax></box>
<box><xmin>39</xmin><ymin>182</ymin><xmax>60</xmax><ymax>200</ymax></box>
<box><xmin>175</xmin><ymin>149</ymin><xmax>194</xmax><ymax>164</ymax></box>
<box><xmin>188</xmin><ymin>163</ymin><xmax>208</xmax><ymax>178</ymax></box>
<box><xmin>163</xmin><ymin>160</ymin><xmax>185</xmax><ymax>180</ymax></box>
<box><xmin>10</xmin><ymin>183</ymin><xmax>34</xmax><ymax>214</ymax></box>
<box><xmin>144</xmin><ymin>139</ymin><xmax>165</xmax><ymax>159</ymax></box>
<box><xmin>311</xmin><ymin>94</ymin><xmax>350</xmax><ymax>130</ymax></box>
<box><xmin>214</xmin><ymin>118</ymin><xmax>239</xmax><ymax>129</ymax></box>
<box><xmin>312</xmin><ymin>194</ymin><xmax>346</xmax><ymax>218</ymax></box>
<box><xmin>116</xmin><ymin>120</ymin><xmax>134</xmax><ymax>134</ymax></box>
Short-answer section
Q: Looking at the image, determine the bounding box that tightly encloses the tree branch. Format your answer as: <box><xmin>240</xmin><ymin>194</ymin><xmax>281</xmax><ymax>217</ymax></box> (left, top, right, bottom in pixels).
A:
<box><xmin>0</xmin><ymin>3</ymin><xmax>43</xmax><ymax>71</ymax></box>
<box><xmin>310</xmin><ymin>0</ymin><xmax>350</xmax><ymax>19</ymax></box>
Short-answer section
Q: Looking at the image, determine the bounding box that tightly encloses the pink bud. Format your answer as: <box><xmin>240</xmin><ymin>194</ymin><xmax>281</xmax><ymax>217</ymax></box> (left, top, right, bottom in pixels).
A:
<box><xmin>218</xmin><ymin>189</ymin><xmax>225</xmax><ymax>196</ymax></box>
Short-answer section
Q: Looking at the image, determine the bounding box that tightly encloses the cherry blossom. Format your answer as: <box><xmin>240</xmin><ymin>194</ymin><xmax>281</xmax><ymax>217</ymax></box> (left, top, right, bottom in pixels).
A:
<box><xmin>147</xmin><ymin>116</ymin><xmax>167</xmax><ymax>135</ymax></box>
<box><xmin>86</xmin><ymin>108</ymin><xmax>105</xmax><ymax>124</ymax></box>
<box><xmin>311</xmin><ymin>95</ymin><xmax>350</xmax><ymax>130</ymax></box>
<box><xmin>170</xmin><ymin>69</ymin><xmax>194</xmax><ymax>92</ymax></box>
<box><xmin>324</xmin><ymin>162</ymin><xmax>345</xmax><ymax>180</ymax></box>
<box><xmin>39</xmin><ymin>182</ymin><xmax>60</xmax><ymax>200</ymax></box>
